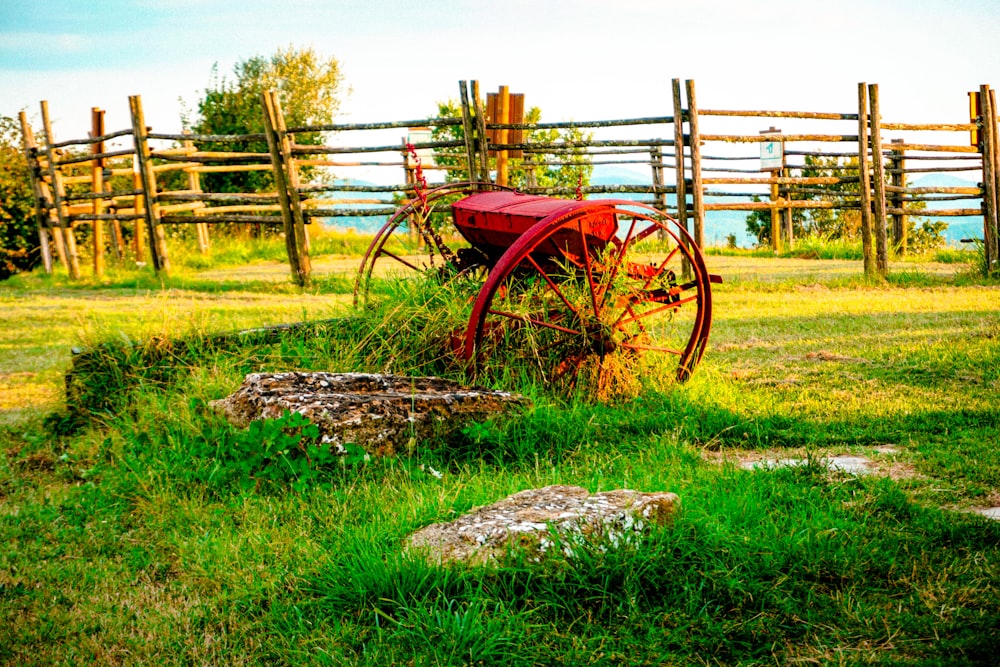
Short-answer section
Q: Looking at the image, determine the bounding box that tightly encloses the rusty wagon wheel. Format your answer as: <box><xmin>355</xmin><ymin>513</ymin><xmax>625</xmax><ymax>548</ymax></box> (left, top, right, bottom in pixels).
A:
<box><xmin>462</xmin><ymin>201</ymin><xmax>715</xmax><ymax>386</ymax></box>
<box><xmin>353</xmin><ymin>182</ymin><xmax>513</xmax><ymax>305</ymax></box>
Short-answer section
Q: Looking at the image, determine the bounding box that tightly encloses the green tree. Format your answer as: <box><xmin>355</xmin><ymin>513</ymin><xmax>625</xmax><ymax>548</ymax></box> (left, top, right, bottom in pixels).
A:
<box><xmin>746</xmin><ymin>154</ymin><xmax>861</xmax><ymax>246</ymax></box>
<box><xmin>429</xmin><ymin>100</ymin><xmax>592</xmax><ymax>192</ymax></box>
<box><xmin>185</xmin><ymin>46</ymin><xmax>345</xmax><ymax>194</ymax></box>
<box><xmin>0</xmin><ymin>115</ymin><xmax>39</xmax><ymax>280</ymax></box>
<box><xmin>745</xmin><ymin>153</ymin><xmax>943</xmax><ymax>252</ymax></box>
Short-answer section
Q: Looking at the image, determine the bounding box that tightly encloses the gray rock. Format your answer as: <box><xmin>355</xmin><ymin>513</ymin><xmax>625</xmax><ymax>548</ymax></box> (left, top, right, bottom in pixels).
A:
<box><xmin>211</xmin><ymin>372</ymin><xmax>528</xmax><ymax>457</ymax></box>
<box><xmin>405</xmin><ymin>485</ymin><xmax>680</xmax><ymax>565</ymax></box>
<box><xmin>743</xmin><ymin>454</ymin><xmax>874</xmax><ymax>475</ymax></box>
<box><xmin>975</xmin><ymin>507</ymin><xmax>1000</xmax><ymax>521</ymax></box>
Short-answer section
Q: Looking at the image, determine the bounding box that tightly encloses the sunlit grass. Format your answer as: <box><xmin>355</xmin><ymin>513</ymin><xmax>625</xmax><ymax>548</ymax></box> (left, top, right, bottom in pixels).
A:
<box><xmin>1</xmin><ymin>252</ymin><xmax>999</xmax><ymax>665</ymax></box>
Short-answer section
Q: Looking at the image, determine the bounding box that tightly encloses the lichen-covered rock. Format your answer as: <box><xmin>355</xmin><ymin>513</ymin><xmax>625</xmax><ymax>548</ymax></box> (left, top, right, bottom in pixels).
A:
<box><xmin>210</xmin><ymin>372</ymin><xmax>528</xmax><ymax>457</ymax></box>
<box><xmin>406</xmin><ymin>485</ymin><xmax>680</xmax><ymax>565</ymax></box>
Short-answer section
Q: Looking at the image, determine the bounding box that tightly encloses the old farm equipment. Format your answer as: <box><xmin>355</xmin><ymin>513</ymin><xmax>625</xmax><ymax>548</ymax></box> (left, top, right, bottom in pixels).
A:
<box><xmin>355</xmin><ymin>183</ymin><xmax>719</xmax><ymax>384</ymax></box>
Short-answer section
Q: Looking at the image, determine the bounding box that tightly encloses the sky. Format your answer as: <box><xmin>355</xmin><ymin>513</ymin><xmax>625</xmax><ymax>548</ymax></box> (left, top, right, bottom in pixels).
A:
<box><xmin>2</xmin><ymin>0</ymin><xmax>999</xmax><ymax>166</ymax></box>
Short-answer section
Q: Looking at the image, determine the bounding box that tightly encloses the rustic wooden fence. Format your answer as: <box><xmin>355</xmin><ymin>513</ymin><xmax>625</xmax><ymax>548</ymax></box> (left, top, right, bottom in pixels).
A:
<box><xmin>19</xmin><ymin>79</ymin><xmax>1000</xmax><ymax>285</ymax></box>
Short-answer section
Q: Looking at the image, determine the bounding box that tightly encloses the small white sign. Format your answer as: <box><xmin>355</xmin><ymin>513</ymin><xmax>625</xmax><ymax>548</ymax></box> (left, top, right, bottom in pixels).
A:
<box><xmin>760</xmin><ymin>133</ymin><xmax>783</xmax><ymax>171</ymax></box>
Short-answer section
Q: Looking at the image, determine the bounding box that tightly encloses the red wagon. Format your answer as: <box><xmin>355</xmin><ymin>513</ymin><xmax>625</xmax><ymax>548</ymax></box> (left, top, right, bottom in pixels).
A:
<box><xmin>355</xmin><ymin>183</ymin><xmax>719</xmax><ymax>383</ymax></box>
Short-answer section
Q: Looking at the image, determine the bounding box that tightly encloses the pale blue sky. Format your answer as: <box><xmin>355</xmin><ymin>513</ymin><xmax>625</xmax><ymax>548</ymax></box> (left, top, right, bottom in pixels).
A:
<box><xmin>2</xmin><ymin>0</ymin><xmax>998</xmax><ymax>144</ymax></box>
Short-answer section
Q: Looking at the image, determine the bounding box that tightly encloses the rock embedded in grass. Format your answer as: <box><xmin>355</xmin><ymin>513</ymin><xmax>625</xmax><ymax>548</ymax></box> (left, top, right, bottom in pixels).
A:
<box><xmin>211</xmin><ymin>372</ymin><xmax>528</xmax><ymax>457</ymax></box>
<box><xmin>405</xmin><ymin>485</ymin><xmax>680</xmax><ymax>566</ymax></box>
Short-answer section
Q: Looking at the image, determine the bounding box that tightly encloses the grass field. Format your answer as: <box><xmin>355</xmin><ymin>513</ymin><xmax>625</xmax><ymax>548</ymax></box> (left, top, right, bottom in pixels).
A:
<box><xmin>1</xmin><ymin>239</ymin><xmax>999</xmax><ymax>666</ymax></box>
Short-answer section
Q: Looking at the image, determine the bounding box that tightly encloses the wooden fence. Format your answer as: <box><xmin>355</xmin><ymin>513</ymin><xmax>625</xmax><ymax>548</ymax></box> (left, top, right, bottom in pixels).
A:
<box><xmin>19</xmin><ymin>79</ymin><xmax>1000</xmax><ymax>285</ymax></box>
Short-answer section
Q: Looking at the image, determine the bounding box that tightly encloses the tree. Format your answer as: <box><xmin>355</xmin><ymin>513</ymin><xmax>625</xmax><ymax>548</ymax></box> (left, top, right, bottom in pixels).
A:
<box><xmin>429</xmin><ymin>100</ymin><xmax>593</xmax><ymax>192</ymax></box>
<box><xmin>0</xmin><ymin>115</ymin><xmax>39</xmax><ymax>280</ymax></box>
<box><xmin>745</xmin><ymin>154</ymin><xmax>862</xmax><ymax>246</ymax></box>
<box><xmin>745</xmin><ymin>153</ymin><xmax>944</xmax><ymax>252</ymax></box>
<box><xmin>185</xmin><ymin>46</ymin><xmax>345</xmax><ymax>194</ymax></box>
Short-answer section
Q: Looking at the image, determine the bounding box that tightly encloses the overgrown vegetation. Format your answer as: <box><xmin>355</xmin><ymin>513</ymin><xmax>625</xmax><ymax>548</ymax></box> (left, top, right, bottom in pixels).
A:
<box><xmin>0</xmin><ymin>115</ymin><xmax>38</xmax><ymax>279</ymax></box>
<box><xmin>2</xmin><ymin>247</ymin><xmax>999</xmax><ymax>665</ymax></box>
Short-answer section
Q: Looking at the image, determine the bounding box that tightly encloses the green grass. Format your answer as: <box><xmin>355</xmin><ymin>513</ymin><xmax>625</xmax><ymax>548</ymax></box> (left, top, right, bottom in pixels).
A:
<box><xmin>2</xmin><ymin>247</ymin><xmax>999</xmax><ymax>665</ymax></box>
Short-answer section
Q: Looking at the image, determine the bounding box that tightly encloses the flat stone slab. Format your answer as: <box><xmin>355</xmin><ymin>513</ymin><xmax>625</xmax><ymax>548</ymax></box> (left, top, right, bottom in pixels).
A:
<box><xmin>975</xmin><ymin>507</ymin><xmax>1000</xmax><ymax>521</ymax></box>
<box><xmin>405</xmin><ymin>485</ymin><xmax>680</xmax><ymax>566</ymax></box>
<box><xmin>211</xmin><ymin>372</ymin><xmax>528</xmax><ymax>457</ymax></box>
<box><xmin>742</xmin><ymin>454</ymin><xmax>875</xmax><ymax>475</ymax></box>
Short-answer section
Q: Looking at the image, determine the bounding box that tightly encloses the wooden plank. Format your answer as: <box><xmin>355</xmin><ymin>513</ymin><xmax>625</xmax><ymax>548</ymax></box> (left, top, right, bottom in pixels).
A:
<box><xmin>39</xmin><ymin>101</ymin><xmax>81</xmax><ymax>278</ymax></box>
<box><xmin>705</xmin><ymin>200</ymin><xmax>841</xmax><ymax>210</ymax></box>
<box><xmin>699</xmin><ymin>109</ymin><xmax>858</xmax><ymax>120</ymax></box>
<box><xmin>672</xmin><ymin>78</ymin><xmax>689</xmax><ymax>231</ymax></box>
<box><xmin>131</xmin><ymin>155</ymin><xmax>144</xmax><ymax>258</ymax></box>
<box><xmin>458</xmin><ymin>80</ymin><xmax>479</xmax><ymax>184</ymax></box>
<box><xmin>782</xmin><ymin>166</ymin><xmax>793</xmax><ymax>249</ymax></box>
<box><xmin>886</xmin><ymin>207</ymin><xmax>984</xmax><ymax>217</ymax></box>
<box><xmin>472</xmin><ymin>81</ymin><xmax>491</xmax><ymax>183</ymax></box>
<box><xmin>496</xmin><ymin>86</ymin><xmax>510</xmax><ymax>186</ymax></box>
<box><xmin>50</xmin><ymin>128</ymin><xmax>132</xmax><ymax>148</ymax></box>
<box><xmin>129</xmin><ymin>95</ymin><xmax>170</xmax><ymax>274</ymax></box>
<box><xmin>685</xmin><ymin>79</ymin><xmax>705</xmax><ymax>247</ymax></box>
<box><xmin>18</xmin><ymin>112</ymin><xmax>56</xmax><ymax>273</ymax></box>
<box><xmin>183</xmin><ymin>133</ymin><xmax>210</xmax><ymax>253</ymax></box>
<box><xmin>486</xmin><ymin>92</ymin><xmax>498</xmax><ymax>150</ymax></box>
<box><xmin>990</xmin><ymin>87</ymin><xmax>1000</xmax><ymax>271</ymax></box>
<box><xmin>508</xmin><ymin>93</ymin><xmax>524</xmax><ymax>159</ymax></box>
<box><xmin>56</xmin><ymin>148</ymin><xmax>135</xmax><ymax>166</ymax></box>
<box><xmin>701</xmin><ymin>133</ymin><xmax>859</xmax><ymax>143</ymax></box>
<box><xmin>889</xmin><ymin>139</ymin><xmax>906</xmax><ymax>254</ymax></box>
<box><xmin>982</xmin><ymin>85</ymin><xmax>1000</xmax><ymax>271</ymax></box>
<box><xmin>91</xmin><ymin>107</ymin><xmax>105</xmax><ymax>276</ymax></box>
<box><xmin>872</xmin><ymin>143</ymin><xmax>979</xmax><ymax>154</ymax></box>
<box><xmin>869</xmin><ymin>84</ymin><xmax>889</xmax><ymax>277</ymax></box>
<box><xmin>262</xmin><ymin>90</ymin><xmax>310</xmax><ymax>286</ymax></box>
<box><xmin>857</xmin><ymin>83</ymin><xmax>875</xmax><ymax>276</ymax></box>
<box><xmin>881</xmin><ymin>122</ymin><xmax>976</xmax><ymax>131</ymax></box>
<box><xmin>702</xmin><ymin>176</ymin><xmax>858</xmax><ymax>185</ymax></box>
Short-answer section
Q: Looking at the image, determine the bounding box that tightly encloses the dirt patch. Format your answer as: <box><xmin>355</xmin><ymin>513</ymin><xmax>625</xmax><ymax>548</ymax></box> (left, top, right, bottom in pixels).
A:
<box><xmin>804</xmin><ymin>350</ymin><xmax>871</xmax><ymax>364</ymax></box>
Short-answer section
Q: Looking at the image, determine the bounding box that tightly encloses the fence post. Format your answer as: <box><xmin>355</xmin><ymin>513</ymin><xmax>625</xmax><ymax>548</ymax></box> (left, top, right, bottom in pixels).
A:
<box><xmin>685</xmin><ymin>79</ymin><xmax>705</xmax><ymax>247</ymax></box>
<box><xmin>182</xmin><ymin>132</ymin><xmax>210</xmax><ymax>254</ymax></box>
<box><xmin>90</xmin><ymin>107</ymin><xmax>105</xmax><ymax>276</ymax></box>
<box><xmin>889</xmin><ymin>139</ymin><xmax>907</xmax><ymax>255</ymax></box>
<box><xmin>18</xmin><ymin>112</ymin><xmax>56</xmax><ymax>274</ymax></box>
<box><xmin>988</xmin><ymin>86</ymin><xmax>1000</xmax><ymax>273</ymax></box>
<box><xmin>401</xmin><ymin>139</ymin><xmax>419</xmax><ymax>244</ymax></box>
<box><xmin>671</xmin><ymin>79</ymin><xmax>689</xmax><ymax>235</ymax></box>
<box><xmin>261</xmin><ymin>90</ymin><xmax>311</xmax><ymax>286</ymax></box>
<box><xmin>495</xmin><ymin>86</ymin><xmax>510</xmax><ymax>187</ymax></box>
<box><xmin>471</xmin><ymin>81</ymin><xmax>492</xmax><ymax>184</ymax></box>
<box><xmin>650</xmin><ymin>145</ymin><xmax>667</xmax><ymax>212</ymax></box>
<box><xmin>782</xmin><ymin>165</ymin><xmax>793</xmax><ymax>250</ymax></box>
<box><xmin>869</xmin><ymin>84</ymin><xmax>889</xmax><ymax>277</ymax></box>
<box><xmin>39</xmin><ymin>101</ymin><xmax>81</xmax><ymax>279</ymax></box>
<box><xmin>857</xmin><ymin>84</ymin><xmax>875</xmax><ymax>276</ymax></box>
<box><xmin>458</xmin><ymin>80</ymin><xmax>479</xmax><ymax>185</ymax></box>
<box><xmin>129</xmin><ymin>95</ymin><xmax>170</xmax><ymax>275</ymax></box>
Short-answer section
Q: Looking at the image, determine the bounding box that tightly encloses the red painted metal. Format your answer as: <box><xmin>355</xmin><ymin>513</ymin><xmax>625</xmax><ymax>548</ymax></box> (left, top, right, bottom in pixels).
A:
<box><xmin>459</xmin><ymin>198</ymin><xmax>715</xmax><ymax>382</ymax></box>
<box><xmin>451</xmin><ymin>191</ymin><xmax>617</xmax><ymax>264</ymax></box>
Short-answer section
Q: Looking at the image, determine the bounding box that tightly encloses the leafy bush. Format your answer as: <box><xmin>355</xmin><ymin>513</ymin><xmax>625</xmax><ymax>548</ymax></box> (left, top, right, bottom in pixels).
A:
<box><xmin>0</xmin><ymin>116</ymin><xmax>39</xmax><ymax>280</ymax></box>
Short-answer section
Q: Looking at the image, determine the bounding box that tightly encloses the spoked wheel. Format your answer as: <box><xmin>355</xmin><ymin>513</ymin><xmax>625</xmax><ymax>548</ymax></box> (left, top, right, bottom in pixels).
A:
<box><xmin>462</xmin><ymin>201</ymin><xmax>715</xmax><ymax>389</ymax></box>
<box><xmin>353</xmin><ymin>182</ymin><xmax>513</xmax><ymax>306</ymax></box>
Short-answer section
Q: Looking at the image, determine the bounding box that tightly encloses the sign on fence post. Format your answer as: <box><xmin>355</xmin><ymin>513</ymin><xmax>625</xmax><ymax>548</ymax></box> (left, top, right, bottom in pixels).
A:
<box><xmin>759</xmin><ymin>128</ymin><xmax>783</xmax><ymax>172</ymax></box>
<box><xmin>760</xmin><ymin>128</ymin><xmax>784</xmax><ymax>252</ymax></box>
